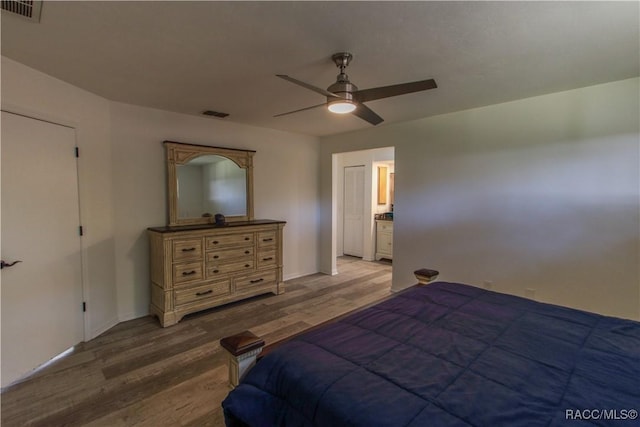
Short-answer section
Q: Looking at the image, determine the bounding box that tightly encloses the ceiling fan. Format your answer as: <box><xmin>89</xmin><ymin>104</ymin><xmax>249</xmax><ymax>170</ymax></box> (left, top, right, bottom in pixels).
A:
<box><xmin>274</xmin><ymin>52</ymin><xmax>437</xmax><ymax>125</ymax></box>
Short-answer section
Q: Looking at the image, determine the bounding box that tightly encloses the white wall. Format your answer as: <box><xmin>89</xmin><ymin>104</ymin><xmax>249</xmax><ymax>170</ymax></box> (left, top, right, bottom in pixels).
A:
<box><xmin>110</xmin><ymin>102</ymin><xmax>320</xmax><ymax>320</ymax></box>
<box><xmin>1</xmin><ymin>57</ymin><xmax>119</xmax><ymax>338</ymax></box>
<box><xmin>321</xmin><ymin>78</ymin><xmax>640</xmax><ymax>320</ymax></box>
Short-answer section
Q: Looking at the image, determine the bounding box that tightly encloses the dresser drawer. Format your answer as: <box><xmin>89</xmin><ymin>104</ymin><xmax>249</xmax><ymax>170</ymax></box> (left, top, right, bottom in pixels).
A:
<box><xmin>172</xmin><ymin>239</ymin><xmax>203</xmax><ymax>261</ymax></box>
<box><xmin>257</xmin><ymin>249</ymin><xmax>276</xmax><ymax>268</ymax></box>
<box><xmin>173</xmin><ymin>262</ymin><xmax>203</xmax><ymax>284</ymax></box>
<box><xmin>257</xmin><ymin>231</ymin><xmax>277</xmax><ymax>248</ymax></box>
<box><xmin>207</xmin><ymin>259</ymin><xmax>254</xmax><ymax>278</ymax></box>
<box><xmin>175</xmin><ymin>280</ymin><xmax>231</xmax><ymax>306</ymax></box>
<box><xmin>377</xmin><ymin>221</ymin><xmax>393</xmax><ymax>233</ymax></box>
<box><xmin>207</xmin><ymin>247</ymin><xmax>254</xmax><ymax>263</ymax></box>
<box><xmin>206</xmin><ymin>233</ymin><xmax>254</xmax><ymax>249</ymax></box>
<box><xmin>235</xmin><ymin>270</ymin><xmax>277</xmax><ymax>292</ymax></box>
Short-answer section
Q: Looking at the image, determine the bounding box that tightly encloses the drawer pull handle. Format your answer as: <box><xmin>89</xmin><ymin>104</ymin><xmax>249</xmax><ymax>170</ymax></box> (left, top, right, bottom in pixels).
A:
<box><xmin>212</xmin><ymin>269</ymin><xmax>219</xmax><ymax>273</ymax></box>
<box><xmin>213</xmin><ymin>255</ymin><xmax>219</xmax><ymax>259</ymax></box>
<box><xmin>244</xmin><ymin>250</ymin><xmax>250</xmax><ymax>254</ymax></box>
<box><xmin>262</xmin><ymin>257</ymin><xmax>273</xmax><ymax>261</ymax></box>
<box><xmin>262</xmin><ymin>238</ymin><xmax>273</xmax><ymax>242</ymax></box>
<box><xmin>182</xmin><ymin>270</ymin><xmax>197</xmax><ymax>276</ymax></box>
<box><xmin>181</xmin><ymin>247</ymin><xmax>196</xmax><ymax>252</ymax></box>
<box><xmin>196</xmin><ymin>290</ymin><xmax>213</xmax><ymax>297</ymax></box>
<box><xmin>250</xmin><ymin>278</ymin><xmax>264</xmax><ymax>284</ymax></box>
<box><xmin>212</xmin><ymin>241</ymin><xmax>219</xmax><ymax>245</ymax></box>
<box><xmin>244</xmin><ymin>264</ymin><xmax>250</xmax><ymax>268</ymax></box>
<box><xmin>244</xmin><ymin>237</ymin><xmax>250</xmax><ymax>241</ymax></box>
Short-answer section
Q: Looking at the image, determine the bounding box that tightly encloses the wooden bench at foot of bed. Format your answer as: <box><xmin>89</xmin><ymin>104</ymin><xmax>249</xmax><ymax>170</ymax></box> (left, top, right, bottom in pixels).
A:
<box><xmin>219</xmin><ymin>268</ymin><xmax>439</xmax><ymax>388</ymax></box>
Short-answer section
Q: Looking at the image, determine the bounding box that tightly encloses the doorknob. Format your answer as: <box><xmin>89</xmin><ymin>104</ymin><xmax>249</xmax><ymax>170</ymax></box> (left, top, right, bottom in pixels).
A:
<box><xmin>0</xmin><ymin>260</ymin><xmax>22</xmax><ymax>269</ymax></box>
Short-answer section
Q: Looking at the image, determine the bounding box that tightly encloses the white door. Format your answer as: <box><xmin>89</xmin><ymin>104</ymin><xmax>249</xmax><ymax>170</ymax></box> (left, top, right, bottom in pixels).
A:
<box><xmin>1</xmin><ymin>111</ymin><xmax>84</xmax><ymax>387</ymax></box>
<box><xmin>343</xmin><ymin>166</ymin><xmax>365</xmax><ymax>257</ymax></box>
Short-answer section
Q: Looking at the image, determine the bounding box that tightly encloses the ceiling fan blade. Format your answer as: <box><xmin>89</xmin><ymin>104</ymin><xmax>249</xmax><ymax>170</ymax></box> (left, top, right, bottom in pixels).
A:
<box><xmin>274</xmin><ymin>103</ymin><xmax>326</xmax><ymax>118</ymax></box>
<box><xmin>276</xmin><ymin>75</ymin><xmax>338</xmax><ymax>98</ymax></box>
<box><xmin>352</xmin><ymin>103</ymin><xmax>384</xmax><ymax>126</ymax></box>
<box><xmin>354</xmin><ymin>79</ymin><xmax>437</xmax><ymax>103</ymax></box>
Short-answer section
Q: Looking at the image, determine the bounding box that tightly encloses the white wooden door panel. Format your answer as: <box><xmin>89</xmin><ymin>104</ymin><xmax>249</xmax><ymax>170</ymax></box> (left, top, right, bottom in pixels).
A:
<box><xmin>343</xmin><ymin>166</ymin><xmax>364</xmax><ymax>257</ymax></box>
<box><xmin>1</xmin><ymin>111</ymin><xmax>84</xmax><ymax>387</ymax></box>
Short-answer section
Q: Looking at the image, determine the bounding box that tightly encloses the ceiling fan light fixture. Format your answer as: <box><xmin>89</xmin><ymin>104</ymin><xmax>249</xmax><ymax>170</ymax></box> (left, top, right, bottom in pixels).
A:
<box><xmin>327</xmin><ymin>99</ymin><xmax>356</xmax><ymax>114</ymax></box>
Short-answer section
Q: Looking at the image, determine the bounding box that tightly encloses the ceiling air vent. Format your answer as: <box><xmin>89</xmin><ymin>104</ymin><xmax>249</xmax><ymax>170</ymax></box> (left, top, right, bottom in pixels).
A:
<box><xmin>1</xmin><ymin>0</ymin><xmax>43</xmax><ymax>22</ymax></box>
<box><xmin>202</xmin><ymin>110</ymin><xmax>229</xmax><ymax>119</ymax></box>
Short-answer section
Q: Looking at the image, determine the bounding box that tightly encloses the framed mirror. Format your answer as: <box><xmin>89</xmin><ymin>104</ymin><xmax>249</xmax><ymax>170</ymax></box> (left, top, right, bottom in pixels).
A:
<box><xmin>165</xmin><ymin>141</ymin><xmax>254</xmax><ymax>226</ymax></box>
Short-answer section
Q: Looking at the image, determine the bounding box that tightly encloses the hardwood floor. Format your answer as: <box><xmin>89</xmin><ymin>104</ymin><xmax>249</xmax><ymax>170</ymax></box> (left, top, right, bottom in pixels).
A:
<box><xmin>1</xmin><ymin>257</ymin><xmax>392</xmax><ymax>426</ymax></box>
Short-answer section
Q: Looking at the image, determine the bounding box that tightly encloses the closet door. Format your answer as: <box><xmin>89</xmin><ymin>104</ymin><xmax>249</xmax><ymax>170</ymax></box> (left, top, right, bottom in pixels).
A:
<box><xmin>1</xmin><ymin>111</ymin><xmax>84</xmax><ymax>387</ymax></box>
<box><xmin>343</xmin><ymin>166</ymin><xmax>365</xmax><ymax>257</ymax></box>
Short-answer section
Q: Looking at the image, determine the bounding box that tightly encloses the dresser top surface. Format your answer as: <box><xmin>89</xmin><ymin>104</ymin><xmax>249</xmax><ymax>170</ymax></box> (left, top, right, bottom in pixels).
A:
<box><xmin>148</xmin><ymin>219</ymin><xmax>286</xmax><ymax>234</ymax></box>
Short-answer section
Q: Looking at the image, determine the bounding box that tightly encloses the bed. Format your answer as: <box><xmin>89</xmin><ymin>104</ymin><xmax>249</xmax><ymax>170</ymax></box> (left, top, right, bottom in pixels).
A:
<box><xmin>221</xmin><ymin>280</ymin><xmax>640</xmax><ymax>426</ymax></box>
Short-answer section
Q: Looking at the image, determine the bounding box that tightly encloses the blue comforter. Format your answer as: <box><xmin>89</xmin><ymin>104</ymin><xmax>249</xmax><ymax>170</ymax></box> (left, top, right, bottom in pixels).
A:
<box><xmin>222</xmin><ymin>282</ymin><xmax>640</xmax><ymax>426</ymax></box>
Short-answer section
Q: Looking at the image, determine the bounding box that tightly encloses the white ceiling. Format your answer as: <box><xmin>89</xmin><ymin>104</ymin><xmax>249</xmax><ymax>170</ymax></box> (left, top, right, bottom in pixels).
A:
<box><xmin>1</xmin><ymin>1</ymin><xmax>638</xmax><ymax>137</ymax></box>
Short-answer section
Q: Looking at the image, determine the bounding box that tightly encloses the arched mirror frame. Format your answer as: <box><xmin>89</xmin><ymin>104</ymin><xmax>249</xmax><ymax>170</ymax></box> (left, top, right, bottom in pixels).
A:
<box><xmin>165</xmin><ymin>141</ymin><xmax>255</xmax><ymax>226</ymax></box>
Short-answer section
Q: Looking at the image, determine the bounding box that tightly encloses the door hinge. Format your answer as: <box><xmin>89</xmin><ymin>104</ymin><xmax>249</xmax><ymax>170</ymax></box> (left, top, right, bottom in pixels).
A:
<box><xmin>83</xmin><ymin>302</ymin><xmax>87</xmax><ymax>312</ymax></box>
<box><xmin>75</xmin><ymin>147</ymin><xmax>79</xmax><ymax>158</ymax></box>
<box><xmin>79</xmin><ymin>226</ymin><xmax>84</xmax><ymax>236</ymax></box>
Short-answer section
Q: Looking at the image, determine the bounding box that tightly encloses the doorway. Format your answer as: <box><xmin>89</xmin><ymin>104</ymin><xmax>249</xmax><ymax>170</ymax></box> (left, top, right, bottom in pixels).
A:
<box><xmin>1</xmin><ymin>111</ymin><xmax>85</xmax><ymax>387</ymax></box>
<box><xmin>332</xmin><ymin>147</ymin><xmax>395</xmax><ymax>275</ymax></box>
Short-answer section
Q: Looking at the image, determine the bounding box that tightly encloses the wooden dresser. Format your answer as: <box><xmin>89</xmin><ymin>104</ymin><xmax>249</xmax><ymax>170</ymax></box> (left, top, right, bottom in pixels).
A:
<box><xmin>148</xmin><ymin>220</ymin><xmax>285</xmax><ymax>327</ymax></box>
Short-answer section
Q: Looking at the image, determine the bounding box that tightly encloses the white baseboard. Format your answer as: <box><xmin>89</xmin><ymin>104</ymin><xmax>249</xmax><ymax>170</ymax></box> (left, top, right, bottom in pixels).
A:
<box><xmin>118</xmin><ymin>311</ymin><xmax>149</xmax><ymax>323</ymax></box>
<box><xmin>283</xmin><ymin>269</ymin><xmax>325</xmax><ymax>281</ymax></box>
<box><xmin>88</xmin><ymin>316</ymin><xmax>119</xmax><ymax>341</ymax></box>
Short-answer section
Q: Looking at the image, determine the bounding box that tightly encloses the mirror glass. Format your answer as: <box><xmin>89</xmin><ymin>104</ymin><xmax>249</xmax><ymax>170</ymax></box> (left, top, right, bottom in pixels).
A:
<box><xmin>177</xmin><ymin>155</ymin><xmax>247</xmax><ymax>218</ymax></box>
<box><xmin>165</xmin><ymin>141</ymin><xmax>254</xmax><ymax>226</ymax></box>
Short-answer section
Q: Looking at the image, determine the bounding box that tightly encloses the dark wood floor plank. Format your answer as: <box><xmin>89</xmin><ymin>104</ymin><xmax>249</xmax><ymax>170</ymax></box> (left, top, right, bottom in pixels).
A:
<box><xmin>264</xmin><ymin>270</ymin><xmax>387</xmax><ymax>313</ymax></box>
<box><xmin>80</xmin><ymin>317</ymin><xmax>160</xmax><ymax>350</ymax></box>
<box><xmin>251</xmin><ymin>314</ymin><xmax>313</xmax><ymax>343</ymax></box>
